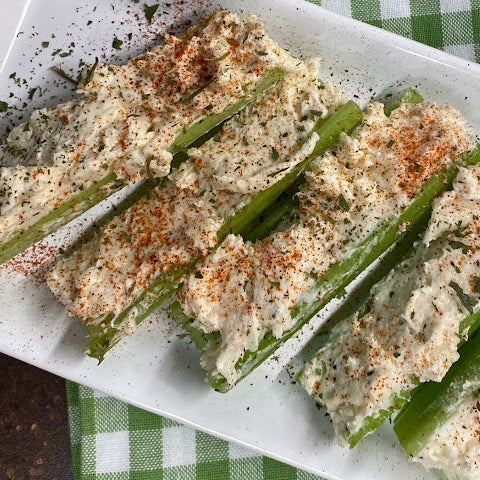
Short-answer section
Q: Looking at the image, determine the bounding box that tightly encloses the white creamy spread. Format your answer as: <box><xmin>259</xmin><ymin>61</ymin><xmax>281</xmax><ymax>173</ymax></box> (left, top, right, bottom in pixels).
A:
<box><xmin>178</xmin><ymin>101</ymin><xmax>475</xmax><ymax>386</ymax></box>
<box><xmin>299</xmin><ymin>163</ymin><xmax>480</xmax><ymax>443</ymax></box>
<box><xmin>47</xmin><ymin>53</ymin><xmax>344</xmax><ymax>325</ymax></box>
<box><xmin>415</xmin><ymin>395</ymin><xmax>480</xmax><ymax>480</ymax></box>
<box><xmin>0</xmin><ymin>9</ymin><xmax>292</xmax><ymax>243</ymax></box>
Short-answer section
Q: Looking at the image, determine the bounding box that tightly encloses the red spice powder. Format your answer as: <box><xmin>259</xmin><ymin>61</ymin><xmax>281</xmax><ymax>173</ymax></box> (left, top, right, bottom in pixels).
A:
<box><xmin>3</xmin><ymin>243</ymin><xmax>60</xmax><ymax>284</ymax></box>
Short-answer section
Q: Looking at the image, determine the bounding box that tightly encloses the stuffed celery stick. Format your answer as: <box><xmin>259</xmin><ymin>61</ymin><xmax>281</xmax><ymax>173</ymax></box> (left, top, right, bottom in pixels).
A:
<box><xmin>47</xmin><ymin>55</ymin><xmax>355</xmax><ymax>361</ymax></box>
<box><xmin>0</xmin><ymin>9</ymin><xmax>288</xmax><ymax>264</ymax></box>
<box><xmin>172</xmin><ymin>97</ymin><xmax>478</xmax><ymax>392</ymax></box>
<box><xmin>298</xmin><ymin>157</ymin><xmax>480</xmax><ymax>447</ymax></box>
<box><xmin>394</xmin><ymin>328</ymin><xmax>480</xmax><ymax>480</ymax></box>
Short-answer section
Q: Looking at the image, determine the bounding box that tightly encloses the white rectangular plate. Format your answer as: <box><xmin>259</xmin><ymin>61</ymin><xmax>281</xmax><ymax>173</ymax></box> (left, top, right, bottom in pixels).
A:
<box><xmin>2</xmin><ymin>1</ymin><xmax>480</xmax><ymax>479</ymax></box>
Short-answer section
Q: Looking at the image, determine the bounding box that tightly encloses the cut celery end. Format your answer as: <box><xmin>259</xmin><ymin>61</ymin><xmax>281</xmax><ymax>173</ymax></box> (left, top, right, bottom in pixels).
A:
<box><xmin>83</xmin><ymin>71</ymin><xmax>287</xmax><ymax>360</ymax></box>
<box><xmin>86</xmin><ymin>262</ymin><xmax>194</xmax><ymax>362</ymax></box>
<box><xmin>384</xmin><ymin>88</ymin><xmax>423</xmax><ymax>117</ymax></box>
<box><xmin>339</xmin><ymin>310</ymin><xmax>480</xmax><ymax>448</ymax></box>
<box><xmin>345</xmin><ymin>388</ymin><xmax>415</xmax><ymax>447</ymax></box>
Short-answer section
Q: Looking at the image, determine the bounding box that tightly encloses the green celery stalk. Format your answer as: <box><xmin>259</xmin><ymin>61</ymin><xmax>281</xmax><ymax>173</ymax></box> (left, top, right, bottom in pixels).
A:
<box><xmin>293</xmin><ymin>212</ymin><xmax>433</xmax><ymax>449</ymax></box>
<box><xmin>346</xmin><ymin>389</ymin><xmax>416</xmax><ymax>448</ymax></box>
<box><xmin>86</xmin><ymin>100</ymin><xmax>363</xmax><ymax>362</ymax></box>
<box><xmin>171</xmin><ymin>300</ymin><xmax>220</xmax><ymax>352</ymax></box>
<box><xmin>168</xmin><ymin>67</ymin><xmax>284</xmax><ymax>156</ymax></box>
<box><xmin>0</xmin><ymin>68</ymin><xmax>285</xmax><ymax>265</ymax></box>
<box><xmin>459</xmin><ymin>303</ymin><xmax>480</xmax><ymax>342</ymax></box>
<box><xmin>202</xmin><ymin>144</ymin><xmax>480</xmax><ymax>392</ymax></box>
<box><xmin>394</xmin><ymin>328</ymin><xmax>480</xmax><ymax>458</ymax></box>
<box><xmin>243</xmin><ymin>193</ymin><xmax>299</xmax><ymax>242</ymax></box>
<box><xmin>0</xmin><ymin>172</ymin><xmax>125</xmax><ymax>264</ymax></box>
<box><xmin>312</xmin><ymin>210</ymin><xmax>431</xmax><ymax>340</ymax></box>
<box><xmin>336</xmin><ymin>379</ymin><xmax>417</xmax><ymax>448</ymax></box>
<box><xmin>292</xmin><ymin>146</ymin><xmax>480</xmax><ymax>321</ymax></box>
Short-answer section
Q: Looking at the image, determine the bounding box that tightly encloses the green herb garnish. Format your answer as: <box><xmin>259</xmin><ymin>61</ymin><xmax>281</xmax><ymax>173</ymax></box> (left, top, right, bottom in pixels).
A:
<box><xmin>144</xmin><ymin>3</ymin><xmax>159</xmax><ymax>23</ymax></box>
<box><xmin>82</xmin><ymin>57</ymin><xmax>99</xmax><ymax>86</ymax></box>
<box><xmin>271</xmin><ymin>147</ymin><xmax>279</xmax><ymax>161</ymax></box>
<box><xmin>50</xmin><ymin>66</ymin><xmax>78</xmax><ymax>85</ymax></box>
<box><xmin>338</xmin><ymin>194</ymin><xmax>350</xmax><ymax>211</ymax></box>
<box><xmin>449</xmin><ymin>281</ymin><xmax>477</xmax><ymax>314</ymax></box>
<box><xmin>112</xmin><ymin>36</ymin><xmax>123</xmax><ymax>50</ymax></box>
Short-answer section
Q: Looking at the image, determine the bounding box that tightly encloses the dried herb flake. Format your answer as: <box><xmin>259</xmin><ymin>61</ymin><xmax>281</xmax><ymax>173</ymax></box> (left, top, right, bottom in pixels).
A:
<box><xmin>449</xmin><ymin>281</ymin><xmax>477</xmax><ymax>314</ymax></box>
<box><xmin>112</xmin><ymin>37</ymin><xmax>123</xmax><ymax>50</ymax></box>
<box><xmin>338</xmin><ymin>194</ymin><xmax>350</xmax><ymax>212</ymax></box>
<box><xmin>144</xmin><ymin>3</ymin><xmax>160</xmax><ymax>23</ymax></box>
<box><xmin>271</xmin><ymin>147</ymin><xmax>279</xmax><ymax>161</ymax></box>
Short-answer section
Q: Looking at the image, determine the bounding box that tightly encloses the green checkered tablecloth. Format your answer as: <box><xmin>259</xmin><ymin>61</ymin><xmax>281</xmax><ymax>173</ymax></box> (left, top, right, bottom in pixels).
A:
<box><xmin>67</xmin><ymin>383</ymin><xmax>321</xmax><ymax>480</ymax></box>
<box><xmin>66</xmin><ymin>1</ymin><xmax>480</xmax><ymax>479</ymax></box>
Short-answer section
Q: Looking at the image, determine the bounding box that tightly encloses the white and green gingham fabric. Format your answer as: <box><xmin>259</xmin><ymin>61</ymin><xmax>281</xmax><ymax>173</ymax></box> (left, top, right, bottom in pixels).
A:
<box><xmin>66</xmin><ymin>1</ymin><xmax>480</xmax><ymax>479</ymax></box>
<box><xmin>67</xmin><ymin>383</ymin><xmax>322</xmax><ymax>480</ymax></box>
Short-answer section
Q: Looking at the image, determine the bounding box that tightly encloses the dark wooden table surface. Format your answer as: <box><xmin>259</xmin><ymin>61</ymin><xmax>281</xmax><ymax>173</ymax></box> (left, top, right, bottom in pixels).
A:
<box><xmin>0</xmin><ymin>353</ymin><xmax>73</xmax><ymax>480</ymax></box>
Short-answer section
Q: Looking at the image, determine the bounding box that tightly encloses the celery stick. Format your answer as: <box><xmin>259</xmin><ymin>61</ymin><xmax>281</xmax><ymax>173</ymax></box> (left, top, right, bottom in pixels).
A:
<box><xmin>243</xmin><ymin>193</ymin><xmax>299</xmax><ymax>242</ymax></box>
<box><xmin>168</xmin><ymin>67</ymin><xmax>285</xmax><ymax>156</ymax></box>
<box><xmin>61</xmin><ymin>67</ymin><xmax>287</xmax><ymax>361</ymax></box>
<box><xmin>170</xmin><ymin>301</ymin><xmax>220</xmax><ymax>352</ymax></box>
<box><xmin>394</xmin><ymin>329</ymin><xmax>480</xmax><ymax>458</ymax></box>
<box><xmin>86</xmin><ymin>101</ymin><xmax>362</xmax><ymax>362</ymax></box>
<box><xmin>346</xmin><ymin>389</ymin><xmax>416</xmax><ymax>448</ymax></box>
<box><xmin>313</xmin><ymin>210</ymin><xmax>431</xmax><ymax>339</ymax></box>
<box><xmin>293</xmin><ymin>146</ymin><xmax>480</xmax><ymax>322</ymax></box>
<box><xmin>459</xmin><ymin>303</ymin><xmax>480</xmax><ymax>342</ymax></box>
<box><xmin>203</xmin><ymin>144</ymin><xmax>480</xmax><ymax>392</ymax></box>
<box><xmin>0</xmin><ymin>172</ymin><xmax>125</xmax><ymax>264</ymax></box>
<box><xmin>293</xmin><ymin>214</ymin><xmax>433</xmax><ymax>448</ymax></box>
<box><xmin>0</xmin><ymin>68</ymin><xmax>285</xmax><ymax>265</ymax></box>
